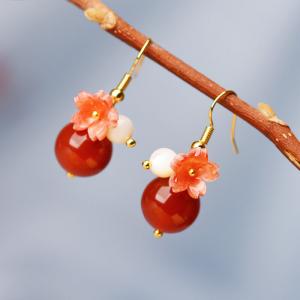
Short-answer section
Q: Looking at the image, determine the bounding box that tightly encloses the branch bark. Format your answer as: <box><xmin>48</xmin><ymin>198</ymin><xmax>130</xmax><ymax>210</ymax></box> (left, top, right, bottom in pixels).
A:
<box><xmin>68</xmin><ymin>0</ymin><xmax>300</xmax><ymax>170</ymax></box>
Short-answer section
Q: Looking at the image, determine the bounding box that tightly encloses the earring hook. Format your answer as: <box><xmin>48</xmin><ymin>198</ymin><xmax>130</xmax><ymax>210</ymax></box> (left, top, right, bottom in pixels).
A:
<box><xmin>128</xmin><ymin>38</ymin><xmax>151</xmax><ymax>76</ymax></box>
<box><xmin>110</xmin><ymin>38</ymin><xmax>152</xmax><ymax>103</ymax></box>
<box><xmin>192</xmin><ymin>90</ymin><xmax>239</xmax><ymax>154</ymax></box>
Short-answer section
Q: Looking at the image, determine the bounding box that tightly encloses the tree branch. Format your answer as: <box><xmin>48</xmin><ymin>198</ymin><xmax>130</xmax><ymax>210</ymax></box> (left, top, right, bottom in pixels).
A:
<box><xmin>68</xmin><ymin>0</ymin><xmax>300</xmax><ymax>170</ymax></box>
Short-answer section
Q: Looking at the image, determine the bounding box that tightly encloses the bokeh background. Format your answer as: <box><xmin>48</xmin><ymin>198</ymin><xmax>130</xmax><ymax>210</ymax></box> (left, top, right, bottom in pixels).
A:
<box><xmin>1</xmin><ymin>1</ymin><xmax>300</xmax><ymax>299</ymax></box>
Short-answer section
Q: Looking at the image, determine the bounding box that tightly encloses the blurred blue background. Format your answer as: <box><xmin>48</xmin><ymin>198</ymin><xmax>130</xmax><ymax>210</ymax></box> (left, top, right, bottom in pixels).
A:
<box><xmin>0</xmin><ymin>1</ymin><xmax>300</xmax><ymax>299</ymax></box>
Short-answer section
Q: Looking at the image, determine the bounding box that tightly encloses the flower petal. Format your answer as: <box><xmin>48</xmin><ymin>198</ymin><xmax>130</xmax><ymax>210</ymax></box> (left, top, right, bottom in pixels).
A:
<box><xmin>74</xmin><ymin>91</ymin><xmax>92</xmax><ymax>108</ymax></box>
<box><xmin>71</xmin><ymin>112</ymin><xmax>93</xmax><ymax>130</ymax></box>
<box><xmin>108</xmin><ymin>107</ymin><xmax>119</xmax><ymax>127</ymax></box>
<box><xmin>170</xmin><ymin>153</ymin><xmax>185</xmax><ymax>171</ymax></box>
<box><xmin>96</xmin><ymin>90</ymin><xmax>105</xmax><ymax>98</ymax></box>
<box><xmin>192</xmin><ymin>147</ymin><xmax>208</xmax><ymax>160</ymax></box>
<box><xmin>201</xmin><ymin>162</ymin><xmax>220</xmax><ymax>182</ymax></box>
<box><xmin>102</xmin><ymin>93</ymin><xmax>114</xmax><ymax>103</ymax></box>
<box><xmin>87</xmin><ymin>120</ymin><xmax>108</xmax><ymax>141</ymax></box>
<box><xmin>188</xmin><ymin>180</ymin><xmax>206</xmax><ymax>199</ymax></box>
<box><xmin>169</xmin><ymin>175</ymin><xmax>188</xmax><ymax>193</ymax></box>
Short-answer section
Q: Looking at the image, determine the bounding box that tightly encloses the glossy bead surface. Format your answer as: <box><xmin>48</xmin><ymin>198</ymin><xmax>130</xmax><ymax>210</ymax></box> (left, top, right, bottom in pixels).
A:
<box><xmin>149</xmin><ymin>148</ymin><xmax>176</xmax><ymax>178</ymax></box>
<box><xmin>55</xmin><ymin>123</ymin><xmax>112</xmax><ymax>176</ymax></box>
<box><xmin>141</xmin><ymin>177</ymin><xmax>200</xmax><ymax>233</ymax></box>
<box><xmin>107</xmin><ymin>115</ymin><xmax>134</xmax><ymax>144</ymax></box>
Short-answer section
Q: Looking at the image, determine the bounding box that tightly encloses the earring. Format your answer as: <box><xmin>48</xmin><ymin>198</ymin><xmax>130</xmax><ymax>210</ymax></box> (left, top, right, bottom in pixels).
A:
<box><xmin>140</xmin><ymin>90</ymin><xmax>238</xmax><ymax>238</ymax></box>
<box><xmin>55</xmin><ymin>39</ymin><xmax>151</xmax><ymax>177</ymax></box>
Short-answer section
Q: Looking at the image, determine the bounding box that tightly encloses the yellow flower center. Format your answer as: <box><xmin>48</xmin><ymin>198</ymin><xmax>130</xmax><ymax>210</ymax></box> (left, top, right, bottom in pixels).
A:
<box><xmin>92</xmin><ymin>111</ymin><xmax>99</xmax><ymax>118</ymax></box>
<box><xmin>188</xmin><ymin>168</ymin><xmax>196</xmax><ymax>177</ymax></box>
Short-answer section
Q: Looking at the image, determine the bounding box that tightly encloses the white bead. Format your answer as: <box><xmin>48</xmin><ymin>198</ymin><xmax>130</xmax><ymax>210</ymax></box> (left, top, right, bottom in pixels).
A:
<box><xmin>107</xmin><ymin>115</ymin><xmax>134</xmax><ymax>144</ymax></box>
<box><xmin>149</xmin><ymin>148</ymin><xmax>176</xmax><ymax>178</ymax></box>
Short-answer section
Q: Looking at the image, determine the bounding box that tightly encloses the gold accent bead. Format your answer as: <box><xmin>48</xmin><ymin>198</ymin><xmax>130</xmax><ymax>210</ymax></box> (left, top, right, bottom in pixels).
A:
<box><xmin>153</xmin><ymin>229</ymin><xmax>163</xmax><ymax>239</ymax></box>
<box><xmin>92</xmin><ymin>111</ymin><xmax>99</xmax><ymax>118</ymax></box>
<box><xmin>126</xmin><ymin>137</ymin><xmax>136</xmax><ymax>148</ymax></box>
<box><xmin>142</xmin><ymin>160</ymin><xmax>151</xmax><ymax>170</ymax></box>
<box><xmin>67</xmin><ymin>172</ymin><xmax>75</xmax><ymax>179</ymax></box>
<box><xmin>188</xmin><ymin>168</ymin><xmax>196</xmax><ymax>176</ymax></box>
<box><xmin>110</xmin><ymin>89</ymin><xmax>124</xmax><ymax>103</ymax></box>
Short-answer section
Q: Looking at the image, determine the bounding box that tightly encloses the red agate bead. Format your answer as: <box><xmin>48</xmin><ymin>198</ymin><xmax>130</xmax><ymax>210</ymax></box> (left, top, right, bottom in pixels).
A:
<box><xmin>55</xmin><ymin>123</ymin><xmax>112</xmax><ymax>176</ymax></box>
<box><xmin>141</xmin><ymin>177</ymin><xmax>200</xmax><ymax>234</ymax></box>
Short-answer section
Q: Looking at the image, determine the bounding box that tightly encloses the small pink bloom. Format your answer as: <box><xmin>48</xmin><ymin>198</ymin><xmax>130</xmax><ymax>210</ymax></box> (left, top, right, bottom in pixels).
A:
<box><xmin>70</xmin><ymin>90</ymin><xmax>118</xmax><ymax>141</ymax></box>
<box><xmin>169</xmin><ymin>148</ymin><xmax>219</xmax><ymax>199</ymax></box>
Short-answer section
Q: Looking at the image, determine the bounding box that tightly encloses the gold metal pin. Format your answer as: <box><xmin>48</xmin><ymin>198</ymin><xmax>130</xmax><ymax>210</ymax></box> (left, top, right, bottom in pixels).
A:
<box><xmin>153</xmin><ymin>229</ymin><xmax>163</xmax><ymax>239</ymax></box>
<box><xmin>126</xmin><ymin>137</ymin><xmax>136</xmax><ymax>148</ymax></box>
<box><xmin>67</xmin><ymin>172</ymin><xmax>75</xmax><ymax>179</ymax></box>
<box><xmin>142</xmin><ymin>160</ymin><xmax>151</xmax><ymax>170</ymax></box>
<box><xmin>188</xmin><ymin>168</ymin><xmax>196</xmax><ymax>176</ymax></box>
<box><xmin>92</xmin><ymin>111</ymin><xmax>99</xmax><ymax>118</ymax></box>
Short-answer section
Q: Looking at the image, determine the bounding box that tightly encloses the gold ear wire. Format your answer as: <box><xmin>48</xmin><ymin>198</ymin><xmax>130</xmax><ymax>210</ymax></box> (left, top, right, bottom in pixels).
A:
<box><xmin>128</xmin><ymin>39</ymin><xmax>151</xmax><ymax>76</ymax></box>
<box><xmin>231</xmin><ymin>114</ymin><xmax>239</xmax><ymax>154</ymax></box>
<box><xmin>191</xmin><ymin>90</ymin><xmax>239</xmax><ymax>154</ymax></box>
<box><xmin>110</xmin><ymin>38</ymin><xmax>151</xmax><ymax>103</ymax></box>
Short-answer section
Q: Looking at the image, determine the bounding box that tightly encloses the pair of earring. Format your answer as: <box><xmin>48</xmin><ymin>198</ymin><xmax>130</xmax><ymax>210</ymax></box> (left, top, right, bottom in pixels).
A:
<box><xmin>54</xmin><ymin>39</ymin><xmax>238</xmax><ymax>238</ymax></box>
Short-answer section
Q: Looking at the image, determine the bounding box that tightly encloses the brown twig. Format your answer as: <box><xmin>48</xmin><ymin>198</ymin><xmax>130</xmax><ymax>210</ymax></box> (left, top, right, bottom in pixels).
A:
<box><xmin>68</xmin><ymin>0</ymin><xmax>300</xmax><ymax>170</ymax></box>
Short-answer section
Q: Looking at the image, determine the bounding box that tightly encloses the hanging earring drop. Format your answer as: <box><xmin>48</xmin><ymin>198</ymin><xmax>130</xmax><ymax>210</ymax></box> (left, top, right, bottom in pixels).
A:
<box><xmin>141</xmin><ymin>90</ymin><xmax>238</xmax><ymax>238</ymax></box>
<box><xmin>55</xmin><ymin>39</ymin><xmax>151</xmax><ymax>177</ymax></box>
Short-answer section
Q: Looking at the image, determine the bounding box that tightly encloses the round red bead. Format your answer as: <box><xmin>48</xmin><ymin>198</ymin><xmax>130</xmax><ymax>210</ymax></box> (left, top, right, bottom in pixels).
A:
<box><xmin>55</xmin><ymin>123</ymin><xmax>112</xmax><ymax>176</ymax></box>
<box><xmin>141</xmin><ymin>177</ymin><xmax>200</xmax><ymax>233</ymax></box>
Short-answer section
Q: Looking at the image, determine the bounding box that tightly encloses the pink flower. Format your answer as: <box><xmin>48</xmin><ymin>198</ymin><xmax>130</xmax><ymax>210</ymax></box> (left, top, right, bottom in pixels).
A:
<box><xmin>169</xmin><ymin>148</ymin><xmax>219</xmax><ymax>199</ymax></box>
<box><xmin>70</xmin><ymin>90</ymin><xmax>118</xmax><ymax>141</ymax></box>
